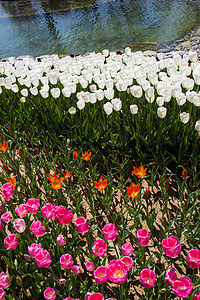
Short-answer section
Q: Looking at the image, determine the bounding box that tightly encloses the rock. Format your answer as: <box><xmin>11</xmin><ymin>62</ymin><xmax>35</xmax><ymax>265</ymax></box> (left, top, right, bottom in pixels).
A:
<box><xmin>180</xmin><ymin>40</ymin><xmax>191</xmax><ymax>48</ymax></box>
<box><xmin>157</xmin><ymin>48</ymin><xmax>172</xmax><ymax>53</ymax></box>
<box><xmin>143</xmin><ymin>50</ymin><xmax>157</xmax><ymax>56</ymax></box>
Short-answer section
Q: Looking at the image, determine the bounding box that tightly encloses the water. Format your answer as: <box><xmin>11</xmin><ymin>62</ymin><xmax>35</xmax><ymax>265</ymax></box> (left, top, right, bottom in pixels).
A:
<box><xmin>0</xmin><ymin>0</ymin><xmax>200</xmax><ymax>58</ymax></box>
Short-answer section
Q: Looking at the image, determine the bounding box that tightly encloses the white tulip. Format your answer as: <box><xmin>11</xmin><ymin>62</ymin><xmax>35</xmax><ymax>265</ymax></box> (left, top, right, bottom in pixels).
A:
<box><xmin>40</xmin><ymin>89</ymin><xmax>49</xmax><ymax>98</ymax></box>
<box><xmin>182</xmin><ymin>78</ymin><xmax>194</xmax><ymax>90</ymax></box>
<box><xmin>103</xmin><ymin>102</ymin><xmax>113</xmax><ymax>115</ymax></box>
<box><xmin>31</xmin><ymin>76</ymin><xmax>39</xmax><ymax>87</ymax></box>
<box><xmin>90</xmin><ymin>93</ymin><xmax>97</xmax><ymax>104</ymax></box>
<box><xmin>30</xmin><ymin>86</ymin><xmax>38</xmax><ymax>96</ymax></box>
<box><xmin>0</xmin><ymin>87</ymin><xmax>2</xmax><ymax>94</ymax></box>
<box><xmin>125</xmin><ymin>47</ymin><xmax>132</xmax><ymax>56</ymax></box>
<box><xmin>90</xmin><ymin>84</ymin><xmax>97</xmax><ymax>92</ymax></box>
<box><xmin>180</xmin><ymin>112</ymin><xmax>190</xmax><ymax>124</ymax></box>
<box><xmin>111</xmin><ymin>98</ymin><xmax>122</xmax><ymax>111</ymax></box>
<box><xmin>186</xmin><ymin>91</ymin><xmax>198</xmax><ymax>103</ymax></box>
<box><xmin>195</xmin><ymin>120</ymin><xmax>200</xmax><ymax>131</ymax></box>
<box><xmin>77</xmin><ymin>100</ymin><xmax>85</xmax><ymax>110</ymax></box>
<box><xmin>68</xmin><ymin>107</ymin><xmax>76</xmax><ymax>115</ymax></box>
<box><xmin>145</xmin><ymin>87</ymin><xmax>154</xmax><ymax>99</ymax></box>
<box><xmin>41</xmin><ymin>77</ymin><xmax>48</xmax><ymax>86</ymax></box>
<box><xmin>104</xmin><ymin>88</ymin><xmax>114</xmax><ymax>100</ymax></box>
<box><xmin>51</xmin><ymin>88</ymin><xmax>60</xmax><ymax>98</ymax></box>
<box><xmin>49</xmin><ymin>74</ymin><xmax>57</xmax><ymax>85</ymax></box>
<box><xmin>181</xmin><ymin>66</ymin><xmax>192</xmax><ymax>77</ymax></box>
<box><xmin>176</xmin><ymin>93</ymin><xmax>186</xmax><ymax>106</ymax></box>
<box><xmin>18</xmin><ymin>77</ymin><xmax>24</xmax><ymax>86</ymax></box>
<box><xmin>95</xmin><ymin>89</ymin><xmax>104</xmax><ymax>101</ymax></box>
<box><xmin>171</xmin><ymin>86</ymin><xmax>182</xmax><ymax>98</ymax></box>
<box><xmin>20</xmin><ymin>97</ymin><xmax>26</xmax><ymax>103</ymax></box>
<box><xmin>188</xmin><ymin>51</ymin><xmax>198</xmax><ymax>63</ymax></box>
<box><xmin>148</xmin><ymin>73</ymin><xmax>158</xmax><ymax>85</ymax></box>
<box><xmin>11</xmin><ymin>84</ymin><xmax>19</xmax><ymax>93</ymax></box>
<box><xmin>21</xmin><ymin>88</ymin><xmax>28</xmax><ymax>97</ymax></box>
<box><xmin>194</xmin><ymin>98</ymin><xmax>200</xmax><ymax>107</ymax></box>
<box><xmin>62</xmin><ymin>87</ymin><xmax>71</xmax><ymax>98</ymax></box>
<box><xmin>164</xmin><ymin>94</ymin><xmax>171</xmax><ymax>103</ymax></box>
<box><xmin>130</xmin><ymin>104</ymin><xmax>138</xmax><ymax>114</ymax></box>
<box><xmin>167</xmin><ymin>63</ymin><xmax>177</xmax><ymax>76</ymax></box>
<box><xmin>156</xmin><ymin>97</ymin><xmax>165</xmax><ymax>107</ymax></box>
<box><xmin>158</xmin><ymin>72</ymin><xmax>168</xmax><ymax>81</ymax></box>
<box><xmin>97</xmin><ymin>80</ymin><xmax>105</xmax><ymax>89</ymax></box>
<box><xmin>193</xmin><ymin>70</ymin><xmax>200</xmax><ymax>85</ymax></box>
<box><xmin>105</xmin><ymin>79</ymin><xmax>114</xmax><ymax>89</ymax></box>
<box><xmin>130</xmin><ymin>85</ymin><xmax>143</xmax><ymax>98</ymax></box>
<box><xmin>82</xmin><ymin>92</ymin><xmax>90</xmax><ymax>103</ymax></box>
<box><xmin>23</xmin><ymin>77</ymin><xmax>31</xmax><ymax>88</ymax></box>
<box><xmin>157</xmin><ymin>107</ymin><xmax>167</xmax><ymax>119</ymax></box>
<box><xmin>79</xmin><ymin>78</ymin><xmax>88</xmax><ymax>89</ymax></box>
<box><xmin>102</xmin><ymin>49</ymin><xmax>109</xmax><ymax>57</ymax></box>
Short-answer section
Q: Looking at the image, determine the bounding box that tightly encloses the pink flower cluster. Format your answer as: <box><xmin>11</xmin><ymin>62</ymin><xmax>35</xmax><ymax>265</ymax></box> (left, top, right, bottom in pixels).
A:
<box><xmin>28</xmin><ymin>244</ymin><xmax>51</xmax><ymax>267</ymax></box>
<box><xmin>165</xmin><ymin>266</ymin><xmax>193</xmax><ymax>298</ymax></box>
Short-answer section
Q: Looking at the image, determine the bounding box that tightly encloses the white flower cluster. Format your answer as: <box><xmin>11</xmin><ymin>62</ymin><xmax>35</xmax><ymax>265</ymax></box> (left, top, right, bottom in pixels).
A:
<box><xmin>0</xmin><ymin>49</ymin><xmax>200</xmax><ymax>131</ymax></box>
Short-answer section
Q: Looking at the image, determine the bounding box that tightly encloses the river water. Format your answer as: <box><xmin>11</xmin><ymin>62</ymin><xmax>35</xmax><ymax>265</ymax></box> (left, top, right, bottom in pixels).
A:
<box><xmin>0</xmin><ymin>0</ymin><xmax>200</xmax><ymax>58</ymax></box>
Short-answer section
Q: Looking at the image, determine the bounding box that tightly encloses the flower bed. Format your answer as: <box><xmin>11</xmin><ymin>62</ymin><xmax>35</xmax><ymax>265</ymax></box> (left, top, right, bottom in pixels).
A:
<box><xmin>0</xmin><ymin>48</ymin><xmax>200</xmax><ymax>299</ymax></box>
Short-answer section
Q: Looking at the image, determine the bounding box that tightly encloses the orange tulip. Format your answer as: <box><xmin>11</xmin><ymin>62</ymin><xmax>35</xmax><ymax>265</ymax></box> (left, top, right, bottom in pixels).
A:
<box><xmin>50</xmin><ymin>178</ymin><xmax>63</xmax><ymax>190</ymax></box>
<box><xmin>0</xmin><ymin>141</ymin><xmax>8</xmax><ymax>151</ymax></box>
<box><xmin>126</xmin><ymin>183</ymin><xmax>140</xmax><ymax>198</ymax></box>
<box><xmin>16</xmin><ymin>149</ymin><xmax>22</xmax><ymax>157</ymax></box>
<box><xmin>132</xmin><ymin>166</ymin><xmax>147</xmax><ymax>178</ymax></box>
<box><xmin>81</xmin><ymin>151</ymin><xmax>91</xmax><ymax>161</ymax></box>
<box><xmin>7</xmin><ymin>176</ymin><xmax>16</xmax><ymax>190</ymax></box>
<box><xmin>73</xmin><ymin>151</ymin><xmax>78</xmax><ymax>159</ymax></box>
<box><xmin>61</xmin><ymin>170</ymin><xmax>71</xmax><ymax>180</ymax></box>
<box><xmin>47</xmin><ymin>171</ymin><xmax>60</xmax><ymax>182</ymax></box>
<box><xmin>94</xmin><ymin>177</ymin><xmax>107</xmax><ymax>191</ymax></box>
<box><xmin>182</xmin><ymin>169</ymin><xmax>187</xmax><ymax>179</ymax></box>
<box><xmin>144</xmin><ymin>188</ymin><xmax>150</xmax><ymax>197</ymax></box>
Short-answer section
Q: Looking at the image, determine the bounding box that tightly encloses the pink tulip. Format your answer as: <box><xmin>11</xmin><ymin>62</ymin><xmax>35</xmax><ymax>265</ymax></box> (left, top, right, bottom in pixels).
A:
<box><xmin>2</xmin><ymin>183</ymin><xmax>13</xmax><ymax>201</ymax></box>
<box><xmin>41</xmin><ymin>203</ymin><xmax>56</xmax><ymax>219</ymax></box>
<box><xmin>57</xmin><ymin>234</ymin><xmax>66</xmax><ymax>245</ymax></box>
<box><xmin>187</xmin><ymin>249</ymin><xmax>200</xmax><ymax>269</ymax></box>
<box><xmin>59</xmin><ymin>279</ymin><xmax>66</xmax><ymax>285</ymax></box>
<box><xmin>13</xmin><ymin>218</ymin><xmax>26</xmax><ymax>233</ymax></box>
<box><xmin>28</xmin><ymin>243</ymin><xmax>42</xmax><ymax>258</ymax></box>
<box><xmin>44</xmin><ymin>287</ymin><xmax>56</xmax><ymax>300</ymax></box>
<box><xmin>15</xmin><ymin>204</ymin><xmax>27</xmax><ymax>217</ymax></box>
<box><xmin>35</xmin><ymin>249</ymin><xmax>51</xmax><ymax>267</ymax></box>
<box><xmin>139</xmin><ymin>269</ymin><xmax>156</xmax><ymax>288</ymax></box>
<box><xmin>64</xmin><ymin>298</ymin><xmax>74</xmax><ymax>300</ymax></box>
<box><xmin>120</xmin><ymin>256</ymin><xmax>134</xmax><ymax>271</ymax></box>
<box><xmin>0</xmin><ymin>220</ymin><xmax>2</xmax><ymax>230</ymax></box>
<box><xmin>75</xmin><ymin>217</ymin><xmax>89</xmax><ymax>233</ymax></box>
<box><xmin>4</xmin><ymin>234</ymin><xmax>18</xmax><ymax>250</ymax></box>
<box><xmin>94</xmin><ymin>266</ymin><xmax>108</xmax><ymax>284</ymax></box>
<box><xmin>26</xmin><ymin>198</ymin><xmax>40</xmax><ymax>214</ymax></box>
<box><xmin>92</xmin><ymin>239</ymin><xmax>107</xmax><ymax>257</ymax></box>
<box><xmin>1</xmin><ymin>213</ymin><xmax>11</xmax><ymax>224</ymax></box>
<box><xmin>56</xmin><ymin>206</ymin><xmax>73</xmax><ymax>225</ymax></box>
<box><xmin>193</xmin><ymin>291</ymin><xmax>200</xmax><ymax>300</ymax></box>
<box><xmin>162</xmin><ymin>236</ymin><xmax>181</xmax><ymax>258</ymax></box>
<box><xmin>107</xmin><ymin>259</ymin><xmax>127</xmax><ymax>284</ymax></box>
<box><xmin>60</xmin><ymin>254</ymin><xmax>74</xmax><ymax>269</ymax></box>
<box><xmin>88</xmin><ymin>293</ymin><xmax>105</xmax><ymax>300</ymax></box>
<box><xmin>30</xmin><ymin>220</ymin><xmax>45</xmax><ymax>236</ymax></box>
<box><xmin>85</xmin><ymin>261</ymin><xmax>95</xmax><ymax>272</ymax></box>
<box><xmin>71</xmin><ymin>265</ymin><xmax>81</xmax><ymax>275</ymax></box>
<box><xmin>136</xmin><ymin>229</ymin><xmax>150</xmax><ymax>246</ymax></box>
<box><xmin>165</xmin><ymin>267</ymin><xmax>177</xmax><ymax>287</ymax></box>
<box><xmin>0</xmin><ymin>273</ymin><xmax>11</xmax><ymax>289</ymax></box>
<box><xmin>0</xmin><ymin>288</ymin><xmax>5</xmax><ymax>300</ymax></box>
<box><xmin>122</xmin><ymin>243</ymin><xmax>134</xmax><ymax>256</ymax></box>
<box><xmin>102</xmin><ymin>223</ymin><xmax>118</xmax><ymax>241</ymax></box>
<box><xmin>172</xmin><ymin>277</ymin><xmax>193</xmax><ymax>298</ymax></box>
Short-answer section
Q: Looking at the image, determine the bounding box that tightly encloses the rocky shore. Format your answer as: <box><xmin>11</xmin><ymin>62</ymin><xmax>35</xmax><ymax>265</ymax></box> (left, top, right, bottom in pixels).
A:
<box><xmin>158</xmin><ymin>25</ymin><xmax>200</xmax><ymax>55</ymax></box>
